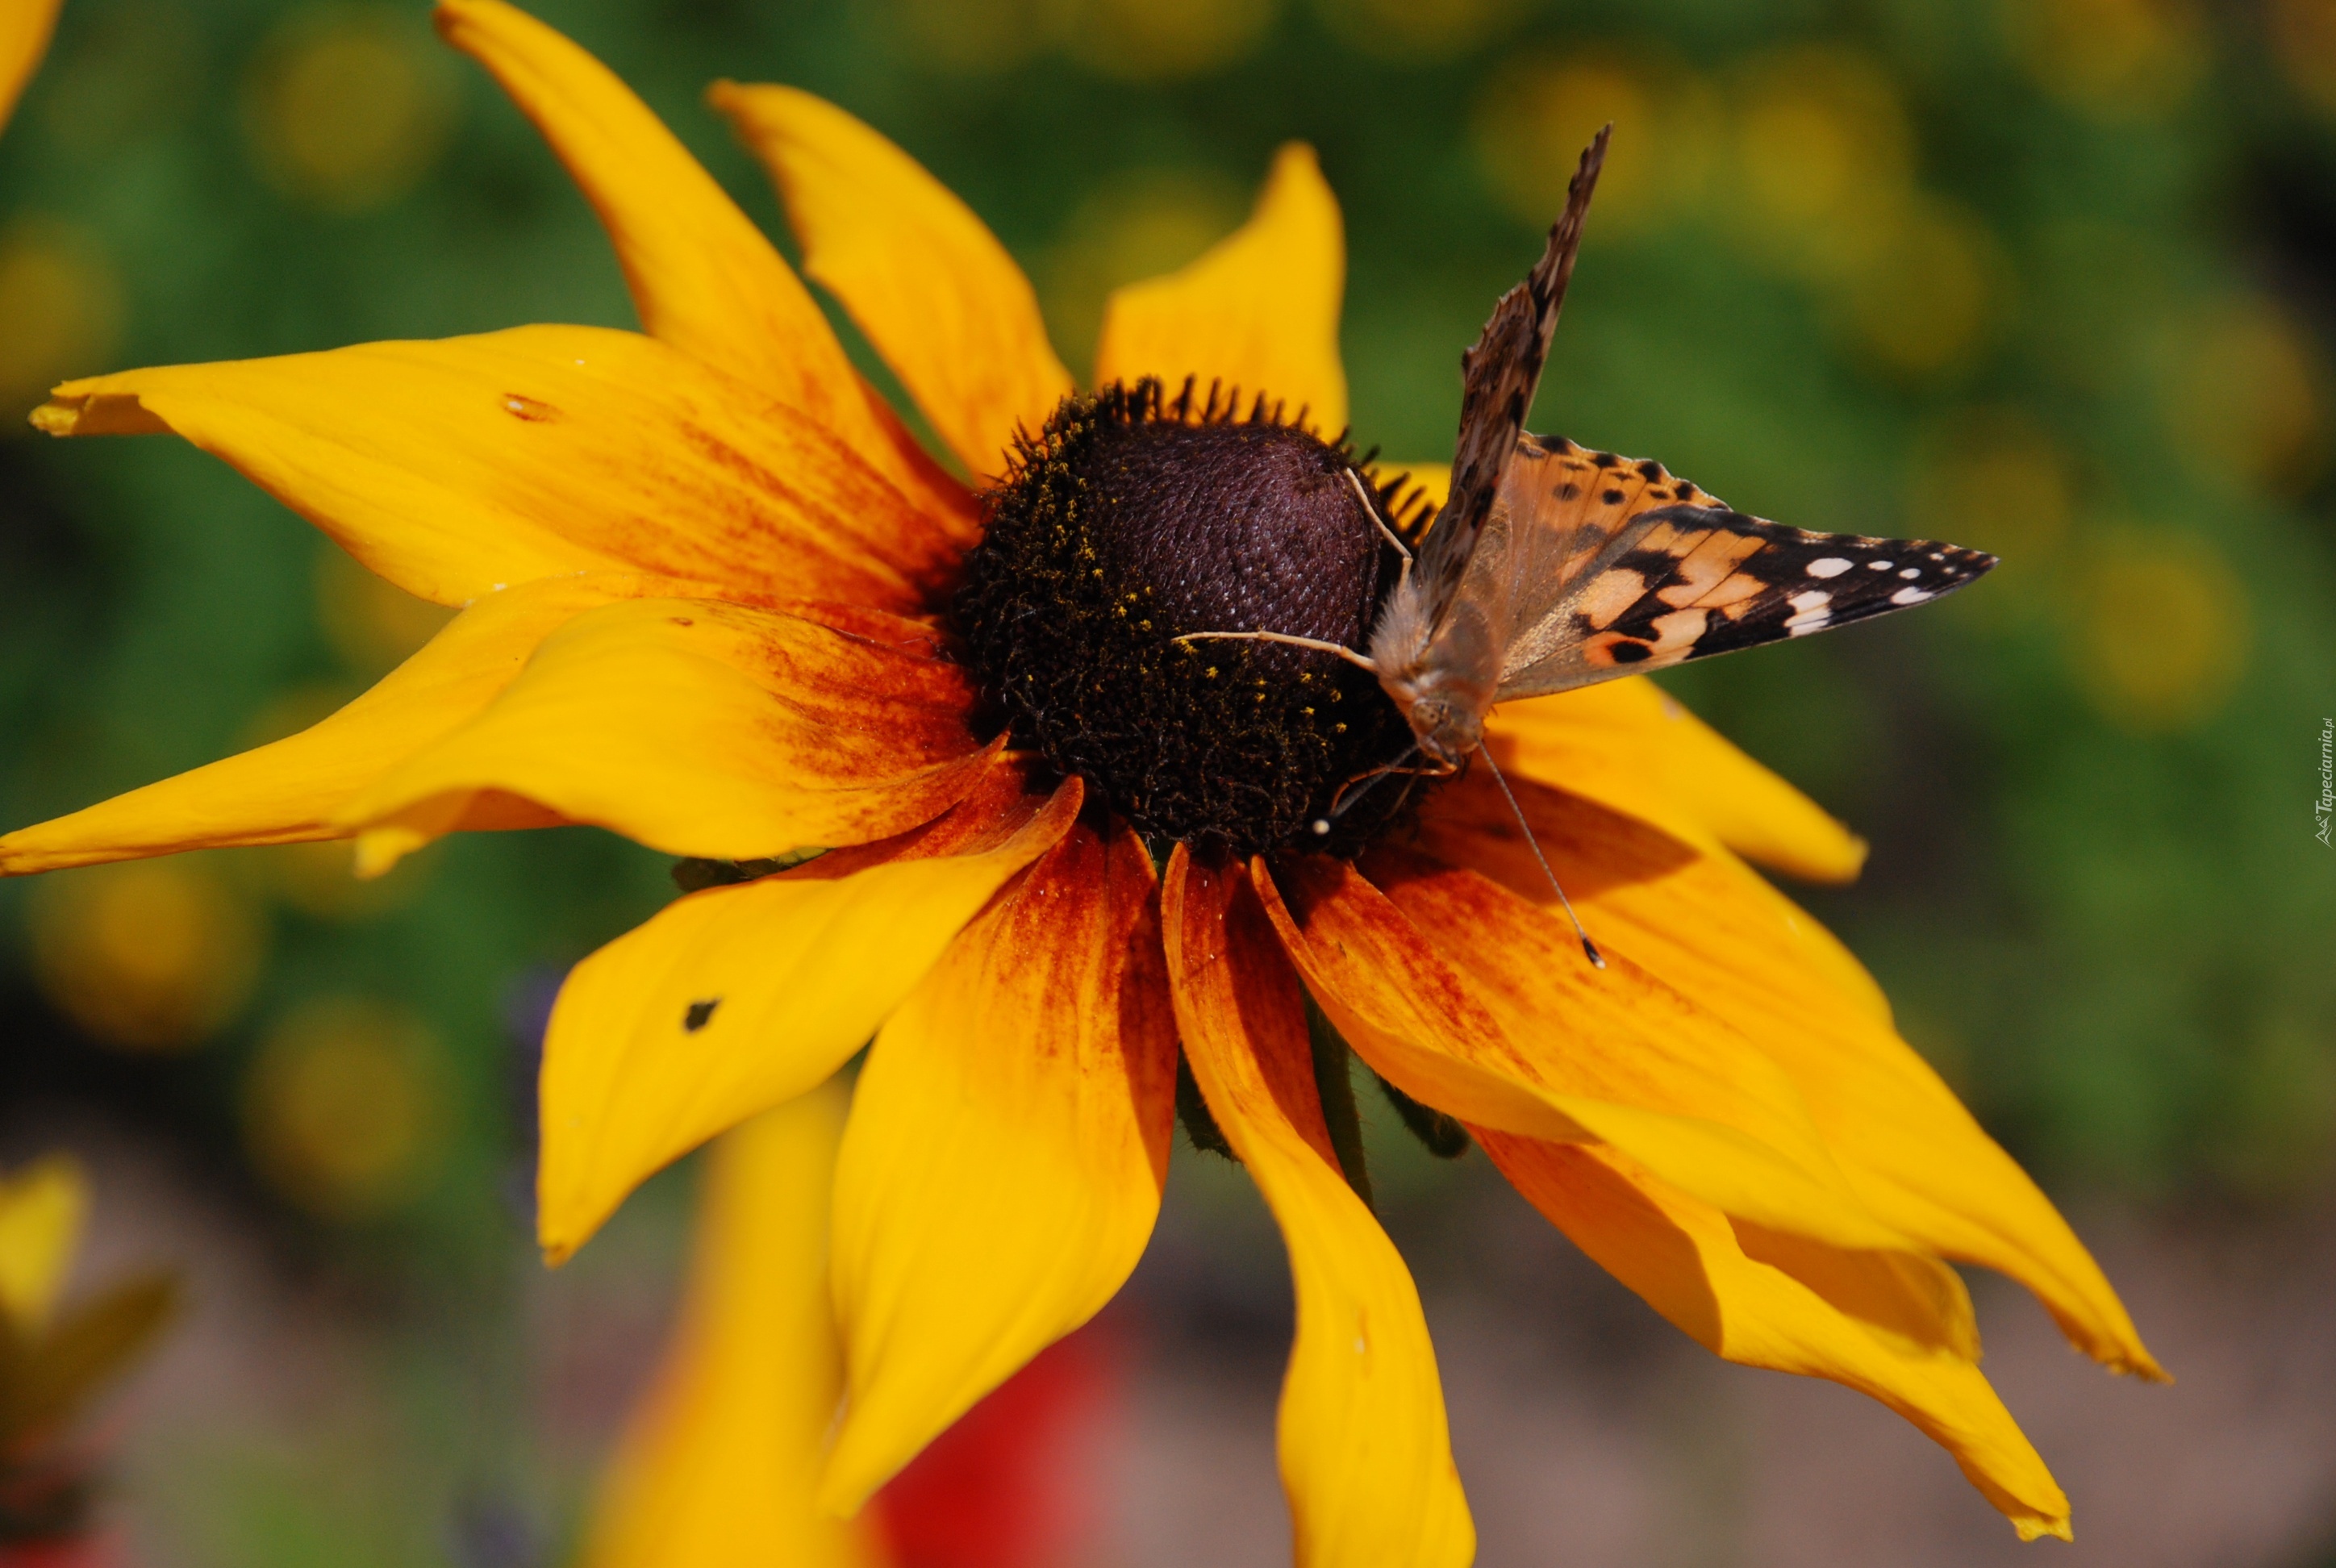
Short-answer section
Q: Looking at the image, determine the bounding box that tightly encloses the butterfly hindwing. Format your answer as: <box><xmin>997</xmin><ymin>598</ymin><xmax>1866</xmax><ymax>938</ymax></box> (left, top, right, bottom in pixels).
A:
<box><xmin>1492</xmin><ymin>442</ymin><xmax>1996</xmax><ymax>700</ymax></box>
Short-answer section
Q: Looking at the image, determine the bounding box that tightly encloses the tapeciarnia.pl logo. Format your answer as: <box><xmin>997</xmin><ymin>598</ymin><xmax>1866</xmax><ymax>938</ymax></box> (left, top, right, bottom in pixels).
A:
<box><xmin>2319</xmin><ymin>717</ymin><xmax>2334</xmax><ymax>848</ymax></box>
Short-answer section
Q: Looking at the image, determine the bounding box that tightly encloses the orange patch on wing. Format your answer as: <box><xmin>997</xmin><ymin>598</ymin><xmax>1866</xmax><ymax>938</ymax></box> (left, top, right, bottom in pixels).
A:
<box><xmin>1573</xmin><ymin>569</ymin><xmax>1647</xmax><ymax>630</ymax></box>
<box><xmin>1655</xmin><ymin>529</ymin><xmax>1765</xmax><ymax>607</ymax></box>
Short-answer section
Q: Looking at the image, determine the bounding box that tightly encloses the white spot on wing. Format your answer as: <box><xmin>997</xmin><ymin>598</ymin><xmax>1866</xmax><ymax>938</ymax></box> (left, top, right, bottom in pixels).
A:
<box><xmin>1868</xmin><ymin>559</ymin><xmax>1892</xmax><ymax>570</ymax></box>
<box><xmin>1900</xmin><ymin>566</ymin><xmax>1921</xmax><ymax>578</ymax></box>
<box><xmin>1785</xmin><ymin>589</ymin><xmax>1833</xmax><ymax>636</ymax></box>
<box><xmin>1891</xmin><ymin>585</ymin><xmax>1933</xmax><ymax>605</ymax></box>
<box><xmin>1806</xmin><ymin>557</ymin><xmax>1853</xmax><ymax>578</ymax></box>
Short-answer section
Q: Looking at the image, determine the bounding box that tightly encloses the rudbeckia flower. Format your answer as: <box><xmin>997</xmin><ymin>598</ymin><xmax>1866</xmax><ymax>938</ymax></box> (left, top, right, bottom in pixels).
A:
<box><xmin>2</xmin><ymin>0</ymin><xmax>2162</xmax><ymax>1557</ymax></box>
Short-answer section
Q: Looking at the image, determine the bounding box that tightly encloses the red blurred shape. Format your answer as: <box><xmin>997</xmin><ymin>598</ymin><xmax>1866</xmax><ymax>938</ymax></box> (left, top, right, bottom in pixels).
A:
<box><xmin>871</xmin><ymin>1321</ymin><xmax>1123</xmax><ymax>1568</ymax></box>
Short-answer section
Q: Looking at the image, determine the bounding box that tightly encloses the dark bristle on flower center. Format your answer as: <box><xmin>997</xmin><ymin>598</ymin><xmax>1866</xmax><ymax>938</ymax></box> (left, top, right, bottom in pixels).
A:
<box><xmin>955</xmin><ymin>377</ymin><xmax>1425</xmax><ymax>856</ymax></box>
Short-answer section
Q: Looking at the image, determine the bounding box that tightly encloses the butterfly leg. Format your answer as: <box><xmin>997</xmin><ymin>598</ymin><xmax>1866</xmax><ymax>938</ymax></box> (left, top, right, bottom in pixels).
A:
<box><xmin>1345</xmin><ymin>468</ymin><xmax>1414</xmax><ymax>598</ymax></box>
<box><xmin>1174</xmin><ymin>629</ymin><xmax>1382</xmax><ymax>674</ymax></box>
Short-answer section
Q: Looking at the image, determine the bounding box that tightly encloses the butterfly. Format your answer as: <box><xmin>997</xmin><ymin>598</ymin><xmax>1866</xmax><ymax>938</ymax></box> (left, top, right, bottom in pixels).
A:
<box><xmin>1178</xmin><ymin>127</ymin><xmax>1995</xmax><ymax>959</ymax></box>
<box><xmin>1365</xmin><ymin>124</ymin><xmax>1993</xmax><ymax>769</ymax></box>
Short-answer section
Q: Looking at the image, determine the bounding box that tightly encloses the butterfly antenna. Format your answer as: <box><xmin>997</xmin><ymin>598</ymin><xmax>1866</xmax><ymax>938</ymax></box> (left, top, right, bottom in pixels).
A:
<box><xmin>1479</xmin><ymin>745</ymin><xmax>1604</xmax><ymax>970</ymax></box>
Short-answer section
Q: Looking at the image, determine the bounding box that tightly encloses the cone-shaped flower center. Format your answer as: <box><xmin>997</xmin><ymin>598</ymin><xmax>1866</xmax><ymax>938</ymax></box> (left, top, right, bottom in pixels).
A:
<box><xmin>957</xmin><ymin>381</ymin><xmax>1418</xmax><ymax>853</ymax></box>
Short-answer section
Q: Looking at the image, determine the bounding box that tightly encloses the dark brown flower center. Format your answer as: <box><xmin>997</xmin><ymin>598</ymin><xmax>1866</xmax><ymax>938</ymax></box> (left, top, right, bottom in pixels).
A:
<box><xmin>955</xmin><ymin>379</ymin><xmax>1420</xmax><ymax>854</ymax></box>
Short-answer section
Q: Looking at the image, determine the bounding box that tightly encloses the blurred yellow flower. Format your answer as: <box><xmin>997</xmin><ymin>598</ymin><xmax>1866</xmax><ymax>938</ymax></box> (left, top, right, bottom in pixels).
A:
<box><xmin>582</xmin><ymin>1089</ymin><xmax>885</xmax><ymax>1568</ymax></box>
<box><xmin>0</xmin><ymin>217</ymin><xmax>123</xmax><ymax>426</ymax></box>
<box><xmin>0</xmin><ymin>0</ymin><xmax>60</xmax><ymax>136</ymax></box>
<box><xmin>1470</xmin><ymin>51</ymin><xmax>1717</xmax><ymax>236</ymax></box>
<box><xmin>1040</xmin><ymin>168</ymin><xmax>1247</xmax><ymax>377</ymax></box>
<box><xmin>2272</xmin><ymin>0</ymin><xmax>2336</xmax><ymax>112</ymax></box>
<box><xmin>887</xmin><ymin>0</ymin><xmax>1075</xmax><ymax>76</ymax></box>
<box><xmin>0</xmin><ymin>1153</ymin><xmax>181</xmax><ymax>1550</ymax></box>
<box><xmin>1066</xmin><ymin>0</ymin><xmax>1278</xmax><ymax>80</ymax></box>
<box><xmin>241</xmin><ymin>5</ymin><xmax>457</xmax><ymax>211</ymax></box>
<box><xmin>315</xmin><ymin>541</ymin><xmax>457</xmax><ymax>678</ymax></box>
<box><xmin>0</xmin><ymin>1156</ymin><xmax>85</xmax><ymax>1337</ymax></box>
<box><xmin>243</xmin><ymin>995</ymin><xmax>447</xmax><ymax>1218</ymax></box>
<box><xmin>1313</xmin><ymin>0</ymin><xmax>1516</xmax><ymax>62</ymax></box>
<box><xmin>1728</xmin><ymin>44</ymin><xmax>1913</xmax><ymax>281</ymax></box>
<box><xmin>2000</xmin><ymin>0</ymin><xmax>2205</xmax><ymax>122</ymax></box>
<box><xmin>2158</xmin><ymin>294</ymin><xmax>2328</xmax><ymax>499</ymax></box>
<box><xmin>1908</xmin><ymin>407</ymin><xmax>2078</xmax><ymax>566</ymax></box>
<box><xmin>2071</xmin><ymin>528</ymin><xmax>2248</xmax><ymax>732</ymax></box>
<box><xmin>1835</xmin><ymin>194</ymin><xmax>2012</xmax><ymax>379</ymax></box>
<box><xmin>29</xmin><ymin>857</ymin><xmax>264</xmax><ymax>1050</ymax></box>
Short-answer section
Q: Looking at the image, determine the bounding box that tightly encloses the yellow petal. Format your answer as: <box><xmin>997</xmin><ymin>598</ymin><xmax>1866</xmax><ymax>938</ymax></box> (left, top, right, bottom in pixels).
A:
<box><xmin>1262</xmin><ymin>853</ymin><xmax>1913</xmax><ymax>1253</ymax></box>
<box><xmin>0</xmin><ymin>0</ymin><xmax>60</xmax><ymax>135</ymax></box>
<box><xmin>712</xmin><ymin>83</ymin><xmax>1073</xmax><ymax>482</ymax></box>
<box><xmin>1479</xmin><ymin>1132</ymin><xmax>2073</xmax><ymax>1542</ymax></box>
<box><xmin>35</xmin><ymin>326</ymin><xmax>962</xmax><ymax>613</ymax></box>
<box><xmin>432</xmin><ymin>0</ymin><xmax>849</xmax><ymax>434</ymax></box>
<box><xmin>539</xmin><ymin>769</ymin><xmax>1079</xmax><ymax>1263</ymax></box>
<box><xmin>432</xmin><ymin>0</ymin><xmax>974</xmax><ymax>538</ymax></box>
<box><xmin>340</xmin><ymin>596</ymin><xmax>992</xmax><ymax>872</ymax></box>
<box><xmin>1485</xmin><ymin>678</ymin><xmax>1869</xmax><ymax>885</ymax></box>
<box><xmin>1095</xmin><ymin>144</ymin><xmax>1348</xmax><ymax>437</ymax></box>
<box><xmin>579</xmin><ymin>1086</ymin><xmax>885</xmax><ymax>1568</ymax></box>
<box><xmin>1161</xmin><ymin>848</ymin><xmax>1473</xmax><ymax>1568</ymax></box>
<box><xmin>0</xmin><ymin>573</ymin><xmax>653</xmax><ymax>877</ymax></box>
<box><xmin>0</xmin><ymin>1154</ymin><xmax>86</xmax><ymax>1337</ymax></box>
<box><xmin>1415</xmin><ymin>754</ymin><xmax>1888</xmax><ymax>1024</ymax></box>
<box><xmin>822</xmin><ymin>817</ymin><xmax>1175</xmax><ymax>1512</ymax></box>
<box><xmin>1404</xmin><ymin>775</ymin><xmax>2163</xmax><ymax>1380</ymax></box>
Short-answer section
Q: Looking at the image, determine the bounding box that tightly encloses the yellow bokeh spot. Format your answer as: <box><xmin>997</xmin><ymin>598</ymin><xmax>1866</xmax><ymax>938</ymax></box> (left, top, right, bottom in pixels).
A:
<box><xmin>29</xmin><ymin>858</ymin><xmax>264</xmax><ymax>1053</ymax></box>
<box><xmin>1066</xmin><ymin>0</ymin><xmax>1279</xmax><ymax>81</ymax></box>
<box><xmin>1470</xmin><ymin>52</ymin><xmax>1718</xmax><ymax>236</ymax></box>
<box><xmin>2071</xmin><ymin>528</ymin><xmax>2247</xmax><ymax>732</ymax></box>
<box><xmin>1908</xmin><ymin>407</ymin><xmax>2078</xmax><ymax>565</ymax></box>
<box><xmin>2272</xmin><ymin>0</ymin><xmax>2336</xmax><ymax>113</ymax></box>
<box><xmin>243</xmin><ymin>996</ymin><xmax>444</xmax><ymax>1220</ymax></box>
<box><xmin>1837</xmin><ymin>194</ymin><xmax>2011</xmax><ymax>379</ymax></box>
<box><xmin>888</xmin><ymin>0</ymin><xmax>1076</xmax><ymax>74</ymax></box>
<box><xmin>241</xmin><ymin>6</ymin><xmax>455</xmax><ymax>212</ymax></box>
<box><xmin>1314</xmin><ymin>0</ymin><xmax>1516</xmax><ymax>62</ymax></box>
<box><xmin>1040</xmin><ymin>168</ymin><xmax>1248</xmax><ymax>374</ymax></box>
<box><xmin>314</xmin><ymin>542</ymin><xmax>453</xmax><ymax>677</ymax></box>
<box><xmin>2158</xmin><ymin>295</ymin><xmax>2328</xmax><ymax>499</ymax></box>
<box><xmin>1728</xmin><ymin>45</ymin><xmax>1914</xmax><ymax>281</ymax></box>
<box><xmin>0</xmin><ymin>217</ymin><xmax>123</xmax><ymax>427</ymax></box>
<box><xmin>2000</xmin><ymin>0</ymin><xmax>2205</xmax><ymax>122</ymax></box>
<box><xmin>0</xmin><ymin>1155</ymin><xmax>87</xmax><ymax>1337</ymax></box>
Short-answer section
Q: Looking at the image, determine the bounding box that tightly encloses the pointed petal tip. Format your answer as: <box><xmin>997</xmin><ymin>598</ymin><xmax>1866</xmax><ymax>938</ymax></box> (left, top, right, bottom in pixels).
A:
<box><xmin>2015</xmin><ymin>1512</ymin><xmax>2075</xmax><ymax>1543</ymax></box>
<box><xmin>352</xmin><ymin>824</ymin><xmax>425</xmax><ymax>879</ymax></box>
<box><xmin>30</xmin><ymin>389</ymin><xmax>164</xmax><ymax>437</ymax></box>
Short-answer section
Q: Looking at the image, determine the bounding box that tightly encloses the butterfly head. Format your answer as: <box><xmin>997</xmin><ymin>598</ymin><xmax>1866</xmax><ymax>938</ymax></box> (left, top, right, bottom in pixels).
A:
<box><xmin>1401</xmin><ymin>693</ymin><xmax>1482</xmax><ymax>771</ymax></box>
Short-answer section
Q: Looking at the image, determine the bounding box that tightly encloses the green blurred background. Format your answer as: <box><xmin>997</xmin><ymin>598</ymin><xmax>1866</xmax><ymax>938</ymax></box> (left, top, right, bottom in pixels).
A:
<box><xmin>2</xmin><ymin>0</ymin><xmax>2332</xmax><ymax>1563</ymax></box>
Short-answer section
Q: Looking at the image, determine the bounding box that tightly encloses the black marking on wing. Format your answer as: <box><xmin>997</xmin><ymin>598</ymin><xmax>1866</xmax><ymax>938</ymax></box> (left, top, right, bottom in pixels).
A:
<box><xmin>1583</xmin><ymin>507</ymin><xmax>1996</xmax><ymax>669</ymax></box>
<box><xmin>1412</xmin><ymin>127</ymin><xmax>1611</xmax><ymax>629</ymax></box>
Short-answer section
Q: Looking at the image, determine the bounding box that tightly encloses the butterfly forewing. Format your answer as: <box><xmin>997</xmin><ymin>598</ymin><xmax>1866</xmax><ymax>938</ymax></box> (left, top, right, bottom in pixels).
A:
<box><xmin>1409</xmin><ymin>127</ymin><xmax>1609</xmax><ymax>640</ymax></box>
<box><xmin>1487</xmin><ymin>435</ymin><xmax>1996</xmax><ymax>700</ymax></box>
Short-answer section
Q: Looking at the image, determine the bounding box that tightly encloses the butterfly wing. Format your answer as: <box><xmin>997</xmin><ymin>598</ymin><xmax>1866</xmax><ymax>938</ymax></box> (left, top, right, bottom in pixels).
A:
<box><xmin>1408</xmin><ymin>127</ymin><xmax>1608</xmax><ymax>637</ymax></box>
<box><xmin>1491</xmin><ymin>436</ymin><xmax>1995</xmax><ymax>700</ymax></box>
